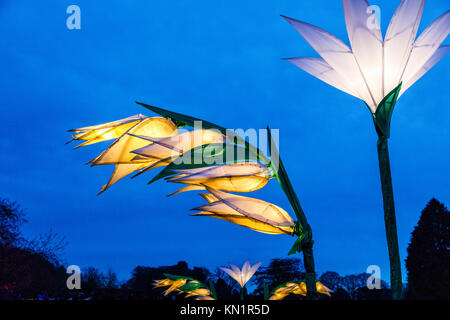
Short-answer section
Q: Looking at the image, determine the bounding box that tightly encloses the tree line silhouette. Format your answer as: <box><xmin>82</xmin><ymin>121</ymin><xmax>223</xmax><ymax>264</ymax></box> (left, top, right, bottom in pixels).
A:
<box><xmin>0</xmin><ymin>197</ymin><xmax>448</xmax><ymax>300</ymax></box>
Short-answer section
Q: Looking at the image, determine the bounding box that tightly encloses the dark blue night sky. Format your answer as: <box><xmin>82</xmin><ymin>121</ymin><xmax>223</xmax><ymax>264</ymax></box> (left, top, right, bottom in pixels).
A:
<box><xmin>0</xmin><ymin>0</ymin><xmax>448</xmax><ymax>282</ymax></box>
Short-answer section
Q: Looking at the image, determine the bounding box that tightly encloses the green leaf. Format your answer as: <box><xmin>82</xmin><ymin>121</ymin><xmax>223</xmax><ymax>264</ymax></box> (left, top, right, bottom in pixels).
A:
<box><xmin>288</xmin><ymin>235</ymin><xmax>304</xmax><ymax>256</ymax></box>
<box><xmin>136</xmin><ymin>101</ymin><xmax>270</xmax><ymax>164</ymax></box>
<box><xmin>372</xmin><ymin>82</ymin><xmax>402</xmax><ymax>139</ymax></box>
<box><xmin>178</xmin><ymin>281</ymin><xmax>208</xmax><ymax>293</ymax></box>
<box><xmin>148</xmin><ymin>143</ymin><xmax>262</xmax><ymax>184</ymax></box>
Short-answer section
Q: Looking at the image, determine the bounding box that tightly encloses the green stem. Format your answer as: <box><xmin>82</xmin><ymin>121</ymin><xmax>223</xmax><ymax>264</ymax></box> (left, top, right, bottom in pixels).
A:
<box><xmin>377</xmin><ymin>137</ymin><xmax>402</xmax><ymax>300</ymax></box>
<box><xmin>240</xmin><ymin>287</ymin><xmax>244</xmax><ymax>301</ymax></box>
<box><xmin>302</xmin><ymin>246</ymin><xmax>317</xmax><ymax>300</ymax></box>
<box><xmin>267</xmin><ymin>126</ymin><xmax>318</xmax><ymax>299</ymax></box>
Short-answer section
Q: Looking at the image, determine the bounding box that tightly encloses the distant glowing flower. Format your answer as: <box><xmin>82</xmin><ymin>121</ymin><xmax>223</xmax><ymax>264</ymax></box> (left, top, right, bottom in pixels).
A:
<box><xmin>283</xmin><ymin>0</ymin><xmax>449</xmax><ymax>112</ymax></box>
<box><xmin>166</xmin><ymin>161</ymin><xmax>270</xmax><ymax>196</ymax></box>
<box><xmin>191</xmin><ymin>187</ymin><xmax>295</xmax><ymax>235</ymax></box>
<box><xmin>154</xmin><ymin>278</ymin><xmax>187</xmax><ymax>296</ymax></box>
<box><xmin>269</xmin><ymin>281</ymin><xmax>332</xmax><ymax>300</ymax></box>
<box><xmin>69</xmin><ymin>115</ymin><xmax>178</xmax><ymax>193</ymax></box>
<box><xmin>154</xmin><ymin>275</ymin><xmax>215</xmax><ymax>300</ymax></box>
<box><xmin>220</xmin><ymin>261</ymin><xmax>261</xmax><ymax>288</ymax></box>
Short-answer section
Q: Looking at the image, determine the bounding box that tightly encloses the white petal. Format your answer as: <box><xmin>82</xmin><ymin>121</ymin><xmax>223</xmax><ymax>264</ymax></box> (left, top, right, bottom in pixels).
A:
<box><xmin>401</xmin><ymin>10</ymin><xmax>450</xmax><ymax>86</ymax></box>
<box><xmin>282</xmin><ymin>15</ymin><xmax>376</xmax><ymax>110</ymax></box>
<box><xmin>285</xmin><ymin>57</ymin><xmax>360</xmax><ymax>98</ymax></box>
<box><xmin>220</xmin><ymin>267</ymin><xmax>240</xmax><ymax>284</ymax></box>
<box><xmin>69</xmin><ymin>114</ymin><xmax>147</xmax><ymax>133</ymax></box>
<box><xmin>400</xmin><ymin>45</ymin><xmax>450</xmax><ymax>96</ymax></box>
<box><xmin>384</xmin><ymin>0</ymin><xmax>425</xmax><ymax>95</ymax></box>
<box><xmin>241</xmin><ymin>261</ymin><xmax>251</xmax><ymax>286</ymax></box>
<box><xmin>245</xmin><ymin>262</ymin><xmax>261</xmax><ymax>284</ymax></box>
<box><xmin>343</xmin><ymin>0</ymin><xmax>384</xmax><ymax>106</ymax></box>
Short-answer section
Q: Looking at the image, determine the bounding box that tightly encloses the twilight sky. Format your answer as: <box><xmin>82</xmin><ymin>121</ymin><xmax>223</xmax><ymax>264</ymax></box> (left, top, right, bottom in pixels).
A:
<box><xmin>0</xmin><ymin>0</ymin><xmax>448</xmax><ymax>282</ymax></box>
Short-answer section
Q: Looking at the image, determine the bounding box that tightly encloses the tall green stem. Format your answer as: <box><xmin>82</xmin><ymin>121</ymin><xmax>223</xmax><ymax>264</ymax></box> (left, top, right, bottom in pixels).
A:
<box><xmin>377</xmin><ymin>137</ymin><xmax>402</xmax><ymax>300</ymax></box>
<box><xmin>267</xmin><ymin>127</ymin><xmax>317</xmax><ymax>299</ymax></box>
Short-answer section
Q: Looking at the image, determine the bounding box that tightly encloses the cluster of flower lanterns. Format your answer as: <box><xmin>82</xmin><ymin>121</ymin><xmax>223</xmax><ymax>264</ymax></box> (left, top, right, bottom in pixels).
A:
<box><xmin>68</xmin><ymin>0</ymin><xmax>449</xmax><ymax>300</ymax></box>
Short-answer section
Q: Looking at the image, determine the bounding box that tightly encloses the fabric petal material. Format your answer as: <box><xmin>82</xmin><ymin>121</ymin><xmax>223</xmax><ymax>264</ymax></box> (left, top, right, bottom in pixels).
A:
<box><xmin>205</xmin><ymin>188</ymin><xmax>294</xmax><ymax>227</ymax></box>
<box><xmin>98</xmin><ymin>160</ymin><xmax>168</xmax><ymax>195</ymax></box>
<box><xmin>384</xmin><ymin>0</ymin><xmax>425</xmax><ymax>96</ymax></box>
<box><xmin>400</xmin><ymin>45</ymin><xmax>450</xmax><ymax>96</ymax></box>
<box><xmin>91</xmin><ymin>117</ymin><xmax>178</xmax><ymax>165</ymax></box>
<box><xmin>282</xmin><ymin>15</ymin><xmax>375</xmax><ymax>110</ymax></box>
<box><xmin>68</xmin><ymin>114</ymin><xmax>147</xmax><ymax>133</ymax></box>
<box><xmin>401</xmin><ymin>10</ymin><xmax>450</xmax><ymax>87</ymax></box>
<box><xmin>285</xmin><ymin>57</ymin><xmax>360</xmax><ymax>98</ymax></box>
<box><xmin>192</xmin><ymin>188</ymin><xmax>294</xmax><ymax>235</ymax></box>
<box><xmin>131</xmin><ymin>129</ymin><xmax>226</xmax><ymax>160</ymax></box>
<box><xmin>167</xmin><ymin>162</ymin><xmax>270</xmax><ymax>193</ymax></box>
<box><xmin>89</xmin><ymin>117</ymin><xmax>177</xmax><ymax>194</ymax></box>
<box><xmin>220</xmin><ymin>261</ymin><xmax>261</xmax><ymax>288</ymax></box>
<box><xmin>343</xmin><ymin>0</ymin><xmax>384</xmax><ymax>106</ymax></box>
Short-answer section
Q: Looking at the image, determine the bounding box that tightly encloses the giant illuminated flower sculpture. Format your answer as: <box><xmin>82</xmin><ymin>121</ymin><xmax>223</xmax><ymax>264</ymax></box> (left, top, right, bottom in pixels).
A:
<box><xmin>282</xmin><ymin>0</ymin><xmax>449</xmax><ymax>299</ymax></box>
<box><xmin>69</xmin><ymin>105</ymin><xmax>319</xmax><ymax>298</ymax></box>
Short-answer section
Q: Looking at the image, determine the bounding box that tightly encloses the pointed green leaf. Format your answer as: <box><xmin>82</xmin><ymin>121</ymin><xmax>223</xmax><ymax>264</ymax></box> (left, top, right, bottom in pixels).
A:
<box><xmin>136</xmin><ymin>101</ymin><xmax>270</xmax><ymax>164</ymax></box>
<box><xmin>372</xmin><ymin>82</ymin><xmax>402</xmax><ymax>139</ymax></box>
<box><xmin>178</xmin><ymin>281</ymin><xmax>208</xmax><ymax>293</ymax></box>
<box><xmin>288</xmin><ymin>235</ymin><xmax>304</xmax><ymax>256</ymax></box>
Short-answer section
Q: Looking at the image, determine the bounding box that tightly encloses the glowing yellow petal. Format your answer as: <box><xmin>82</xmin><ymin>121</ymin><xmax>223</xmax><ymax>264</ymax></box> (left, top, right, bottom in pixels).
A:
<box><xmin>168</xmin><ymin>162</ymin><xmax>269</xmax><ymax>193</ymax></box>
<box><xmin>98</xmin><ymin>160</ymin><xmax>168</xmax><ymax>194</ymax></box>
<box><xmin>153</xmin><ymin>278</ymin><xmax>173</xmax><ymax>288</ymax></box>
<box><xmin>195</xmin><ymin>296</ymin><xmax>215</xmax><ymax>300</ymax></box>
<box><xmin>92</xmin><ymin>117</ymin><xmax>178</xmax><ymax>165</ymax></box>
<box><xmin>192</xmin><ymin>212</ymin><xmax>293</xmax><ymax>235</ymax></box>
<box><xmin>203</xmin><ymin>187</ymin><xmax>294</xmax><ymax>228</ymax></box>
<box><xmin>184</xmin><ymin>288</ymin><xmax>211</xmax><ymax>298</ymax></box>
<box><xmin>69</xmin><ymin>114</ymin><xmax>147</xmax><ymax>148</ymax></box>
<box><xmin>168</xmin><ymin>185</ymin><xmax>206</xmax><ymax>197</ymax></box>
<box><xmin>131</xmin><ymin>129</ymin><xmax>226</xmax><ymax>160</ymax></box>
<box><xmin>269</xmin><ymin>292</ymin><xmax>289</xmax><ymax>300</ymax></box>
<box><xmin>163</xmin><ymin>279</ymin><xmax>187</xmax><ymax>296</ymax></box>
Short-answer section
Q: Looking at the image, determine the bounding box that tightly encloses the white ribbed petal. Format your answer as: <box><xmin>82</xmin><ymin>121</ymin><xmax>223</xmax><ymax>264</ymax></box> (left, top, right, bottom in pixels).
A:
<box><xmin>282</xmin><ymin>15</ymin><xmax>375</xmax><ymax>111</ymax></box>
<box><xmin>343</xmin><ymin>0</ymin><xmax>384</xmax><ymax>106</ymax></box>
<box><xmin>285</xmin><ymin>57</ymin><xmax>360</xmax><ymax>98</ymax></box>
<box><xmin>400</xmin><ymin>45</ymin><xmax>450</xmax><ymax>96</ymax></box>
<box><xmin>384</xmin><ymin>0</ymin><xmax>425</xmax><ymax>96</ymax></box>
<box><xmin>401</xmin><ymin>10</ymin><xmax>450</xmax><ymax>87</ymax></box>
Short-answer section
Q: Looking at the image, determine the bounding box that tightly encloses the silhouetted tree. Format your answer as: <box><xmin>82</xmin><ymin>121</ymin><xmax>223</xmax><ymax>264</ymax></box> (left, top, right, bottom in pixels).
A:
<box><xmin>319</xmin><ymin>271</ymin><xmax>341</xmax><ymax>291</ymax></box>
<box><xmin>320</xmin><ymin>271</ymin><xmax>389</xmax><ymax>300</ymax></box>
<box><xmin>105</xmin><ymin>268</ymin><xmax>119</xmax><ymax>289</ymax></box>
<box><xmin>82</xmin><ymin>267</ymin><xmax>106</xmax><ymax>290</ymax></box>
<box><xmin>405</xmin><ymin>198</ymin><xmax>449</xmax><ymax>300</ymax></box>
<box><xmin>251</xmin><ymin>258</ymin><xmax>304</xmax><ymax>296</ymax></box>
<box><xmin>212</xmin><ymin>267</ymin><xmax>240</xmax><ymax>299</ymax></box>
<box><xmin>0</xmin><ymin>197</ymin><xmax>67</xmax><ymax>299</ymax></box>
<box><xmin>0</xmin><ymin>198</ymin><xmax>26</xmax><ymax>247</ymax></box>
